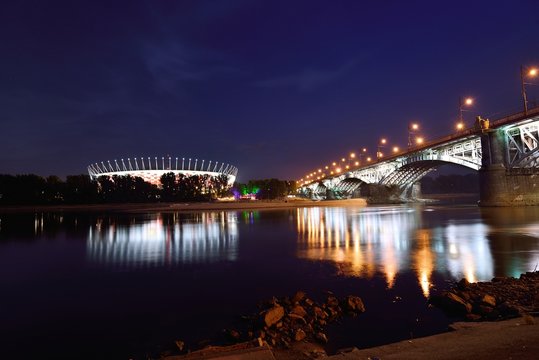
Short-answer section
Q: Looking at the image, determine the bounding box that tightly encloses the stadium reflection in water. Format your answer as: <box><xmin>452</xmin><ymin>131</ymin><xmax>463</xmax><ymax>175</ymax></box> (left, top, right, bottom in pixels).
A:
<box><xmin>87</xmin><ymin>212</ymin><xmax>238</xmax><ymax>268</ymax></box>
<box><xmin>296</xmin><ymin>207</ymin><xmax>494</xmax><ymax>298</ymax></box>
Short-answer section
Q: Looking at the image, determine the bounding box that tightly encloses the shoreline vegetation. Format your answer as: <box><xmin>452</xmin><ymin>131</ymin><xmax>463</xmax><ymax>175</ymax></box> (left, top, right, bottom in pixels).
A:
<box><xmin>0</xmin><ymin>194</ymin><xmax>481</xmax><ymax>214</ymax></box>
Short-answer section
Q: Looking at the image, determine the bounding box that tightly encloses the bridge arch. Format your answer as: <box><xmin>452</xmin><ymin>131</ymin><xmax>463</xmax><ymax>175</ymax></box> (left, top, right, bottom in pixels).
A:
<box><xmin>380</xmin><ymin>159</ymin><xmax>479</xmax><ymax>186</ymax></box>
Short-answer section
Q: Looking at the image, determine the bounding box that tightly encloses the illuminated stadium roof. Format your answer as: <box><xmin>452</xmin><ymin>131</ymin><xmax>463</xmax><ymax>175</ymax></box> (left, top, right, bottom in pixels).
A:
<box><xmin>87</xmin><ymin>156</ymin><xmax>238</xmax><ymax>186</ymax></box>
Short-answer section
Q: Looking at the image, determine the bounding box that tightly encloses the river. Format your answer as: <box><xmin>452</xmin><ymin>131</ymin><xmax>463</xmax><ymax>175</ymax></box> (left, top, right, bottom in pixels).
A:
<box><xmin>1</xmin><ymin>202</ymin><xmax>539</xmax><ymax>358</ymax></box>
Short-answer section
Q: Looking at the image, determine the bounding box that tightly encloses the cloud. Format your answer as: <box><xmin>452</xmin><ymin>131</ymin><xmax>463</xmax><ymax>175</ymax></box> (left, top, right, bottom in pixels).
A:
<box><xmin>142</xmin><ymin>41</ymin><xmax>240</xmax><ymax>91</ymax></box>
<box><xmin>254</xmin><ymin>60</ymin><xmax>358</xmax><ymax>91</ymax></box>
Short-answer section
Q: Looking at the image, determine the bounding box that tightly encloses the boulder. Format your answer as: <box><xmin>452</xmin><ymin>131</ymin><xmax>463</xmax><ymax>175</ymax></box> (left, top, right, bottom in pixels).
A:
<box><xmin>294</xmin><ymin>329</ymin><xmax>307</xmax><ymax>342</ymax></box>
<box><xmin>264</xmin><ymin>306</ymin><xmax>285</xmax><ymax>327</ymax></box>
<box><xmin>292</xmin><ymin>291</ymin><xmax>306</xmax><ymax>304</ymax></box>
<box><xmin>344</xmin><ymin>295</ymin><xmax>366</xmax><ymax>313</ymax></box>
<box><xmin>481</xmin><ymin>294</ymin><xmax>496</xmax><ymax>307</ymax></box>
<box><xmin>313</xmin><ymin>306</ymin><xmax>327</xmax><ymax>319</ymax></box>
<box><xmin>315</xmin><ymin>332</ymin><xmax>328</xmax><ymax>344</ymax></box>
<box><xmin>291</xmin><ymin>305</ymin><xmax>307</xmax><ymax>317</ymax></box>
<box><xmin>433</xmin><ymin>291</ymin><xmax>472</xmax><ymax>314</ymax></box>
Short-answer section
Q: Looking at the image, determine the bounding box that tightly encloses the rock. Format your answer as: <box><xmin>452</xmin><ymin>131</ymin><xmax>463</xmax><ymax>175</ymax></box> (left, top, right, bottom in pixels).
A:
<box><xmin>326</xmin><ymin>296</ymin><xmax>339</xmax><ymax>308</ymax></box>
<box><xmin>264</xmin><ymin>306</ymin><xmax>285</xmax><ymax>327</ymax></box>
<box><xmin>175</xmin><ymin>340</ymin><xmax>185</xmax><ymax>351</ymax></box>
<box><xmin>433</xmin><ymin>291</ymin><xmax>472</xmax><ymax>314</ymax></box>
<box><xmin>481</xmin><ymin>294</ymin><xmax>496</xmax><ymax>307</ymax></box>
<box><xmin>294</xmin><ymin>329</ymin><xmax>307</xmax><ymax>342</ymax></box>
<box><xmin>465</xmin><ymin>313</ymin><xmax>482</xmax><ymax>321</ymax></box>
<box><xmin>291</xmin><ymin>305</ymin><xmax>307</xmax><ymax>317</ymax></box>
<box><xmin>292</xmin><ymin>291</ymin><xmax>306</xmax><ymax>304</ymax></box>
<box><xmin>457</xmin><ymin>278</ymin><xmax>470</xmax><ymax>290</ymax></box>
<box><xmin>315</xmin><ymin>332</ymin><xmax>328</xmax><ymax>344</ymax></box>
<box><xmin>344</xmin><ymin>295</ymin><xmax>366</xmax><ymax>313</ymax></box>
<box><xmin>313</xmin><ymin>306</ymin><xmax>327</xmax><ymax>319</ymax></box>
<box><xmin>288</xmin><ymin>313</ymin><xmax>307</xmax><ymax>324</ymax></box>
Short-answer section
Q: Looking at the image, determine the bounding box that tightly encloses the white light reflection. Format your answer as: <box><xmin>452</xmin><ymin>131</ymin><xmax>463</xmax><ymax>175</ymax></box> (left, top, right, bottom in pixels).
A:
<box><xmin>86</xmin><ymin>212</ymin><xmax>238</xmax><ymax>268</ymax></box>
<box><xmin>296</xmin><ymin>207</ymin><xmax>496</xmax><ymax>297</ymax></box>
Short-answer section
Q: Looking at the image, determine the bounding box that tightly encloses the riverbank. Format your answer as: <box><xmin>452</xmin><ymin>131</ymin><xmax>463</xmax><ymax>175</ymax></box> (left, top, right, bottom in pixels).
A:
<box><xmin>0</xmin><ymin>198</ymin><xmax>367</xmax><ymax>214</ymax></box>
<box><xmin>163</xmin><ymin>272</ymin><xmax>539</xmax><ymax>360</ymax></box>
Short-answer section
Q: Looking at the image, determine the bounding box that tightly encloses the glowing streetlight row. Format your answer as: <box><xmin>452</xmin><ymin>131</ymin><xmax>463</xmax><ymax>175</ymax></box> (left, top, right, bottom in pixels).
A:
<box><xmin>299</xmin><ymin>64</ymin><xmax>538</xmax><ymax>185</ymax></box>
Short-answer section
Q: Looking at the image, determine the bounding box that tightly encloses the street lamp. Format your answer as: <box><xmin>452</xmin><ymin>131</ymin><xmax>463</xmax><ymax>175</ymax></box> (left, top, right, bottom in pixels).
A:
<box><xmin>392</xmin><ymin>146</ymin><xmax>400</xmax><ymax>154</ymax></box>
<box><xmin>521</xmin><ymin>65</ymin><xmax>538</xmax><ymax>115</ymax></box>
<box><xmin>377</xmin><ymin>138</ymin><xmax>386</xmax><ymax>160</ymax></box>
<box><xmin>408</xmin><ymin>122</ymin><xmax>419</xmax><ymax>149</ymax></box>
<box><xmin>416</xmin><ymin>136</ymin><xmax>424</xmax><ymax>145</ymax></box>
<box><xmin>459</xmin><ymin>97</ymin><xmax>474</xmax><ymax>126</ymax></box>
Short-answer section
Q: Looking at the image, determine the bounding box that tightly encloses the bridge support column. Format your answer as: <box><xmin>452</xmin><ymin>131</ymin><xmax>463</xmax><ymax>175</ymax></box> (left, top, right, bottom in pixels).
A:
<box><xmin>363</xmin><ymin>184</ymin><xmax>404</xmax><ymax>204</ymax></box>
<box><xmin>479</xmin><ymin>129</ymin><xmax>539</xmax><ymax>206</ymax></box>
<box><xmin>326</xmin><ymin>188</ymin><xmax>336</xmax><ymax>200</ymax></box>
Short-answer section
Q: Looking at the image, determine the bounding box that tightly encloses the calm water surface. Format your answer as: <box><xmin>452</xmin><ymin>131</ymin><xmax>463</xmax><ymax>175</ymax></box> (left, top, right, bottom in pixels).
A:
<box><xmin>1</xmin><ymin>203</ymin><xmax>539</xmax><ymax>359</ymax></box>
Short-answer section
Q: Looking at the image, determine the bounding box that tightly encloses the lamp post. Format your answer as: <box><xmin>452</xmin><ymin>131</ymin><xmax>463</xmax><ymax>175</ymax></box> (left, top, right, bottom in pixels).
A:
<box><xmin>521</xmin><ymin>65</ymin><xmax>538</xmax><ymax>115</ymax></box>
<box><xmin>408</xmin><ymin>123</ymin><xmax>419</xmax><ymax>149</ymax></box>
<box><xmin>377</xmin><ymin>138</ymin><xmax>386</xmax><ymax>160</ymax></box>
<box><xmin>459</xmin><ymin>97</ymin><xmax>473</xmax><ymax>122</ymax></box>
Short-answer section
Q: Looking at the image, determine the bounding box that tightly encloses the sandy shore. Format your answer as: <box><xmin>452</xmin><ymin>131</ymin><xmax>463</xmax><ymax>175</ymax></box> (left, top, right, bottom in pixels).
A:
<box><xmin>0</xmin><ymin>198</ymin><xmax>368</xmax><ymax>214</ymax></box>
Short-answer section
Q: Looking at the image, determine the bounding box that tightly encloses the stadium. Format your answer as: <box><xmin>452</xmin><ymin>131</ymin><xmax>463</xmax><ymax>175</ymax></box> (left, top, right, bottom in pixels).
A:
<box><xmin>87</xmin><ymin>156</ymin><xmax>238</xmax><ymax>186</ymax></box>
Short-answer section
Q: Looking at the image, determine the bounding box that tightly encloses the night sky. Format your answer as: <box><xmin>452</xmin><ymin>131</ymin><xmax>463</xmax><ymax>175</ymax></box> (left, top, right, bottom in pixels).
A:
<box><xmin>1</xmin><ymin>0</ymin><xmax>538</xmax><ymax>182</ymax></box>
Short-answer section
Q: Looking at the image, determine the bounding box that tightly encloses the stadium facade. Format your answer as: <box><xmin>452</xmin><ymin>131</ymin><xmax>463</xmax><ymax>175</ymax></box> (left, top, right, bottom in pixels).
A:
<box><xmin>87</xmin><ymin>156</ymin><xmax>238</xmax><ymax>186</ymax></box>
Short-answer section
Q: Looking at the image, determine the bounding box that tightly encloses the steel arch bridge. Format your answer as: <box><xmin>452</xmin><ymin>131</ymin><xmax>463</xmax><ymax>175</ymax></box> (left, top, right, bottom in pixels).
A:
<box><xmin>299</xmin><ymin>107</ymin><xmax>539</xmax><ymax>202</ymax></box>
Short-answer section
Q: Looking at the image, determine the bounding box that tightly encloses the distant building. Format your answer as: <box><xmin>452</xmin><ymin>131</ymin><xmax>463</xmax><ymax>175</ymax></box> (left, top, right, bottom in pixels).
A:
<box><xmin>87</xmin><ymin>156</ymin><xmax>238</xmax><ymax>186</ymax></box>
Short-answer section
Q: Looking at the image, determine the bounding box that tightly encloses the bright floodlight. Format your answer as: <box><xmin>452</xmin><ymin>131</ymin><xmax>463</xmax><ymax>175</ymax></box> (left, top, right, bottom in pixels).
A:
<box><xmin>380</xmin><ymin>138</ymin><xmax>387</xmax><ymax>144</ymax></box>
<box><xmin>464</xmin><ymin>98</ymin><xmax>473</xmax><ymax>106</ymax></box>
<box><xmin>416</xmin><ymin>137</ymin><xmax>424</xmax><ymax>145</ymax></box>
<box><xmin>530</xmin><ymin>68</ymin><xmax>538</xmax><ymax>77</ymax></box>
<box><xmin>350</xmin><ymin>152</ymin><xmax>356</xmax><ymax>158</ymax></box>
<box><xmin>411</xmin><ymin>123</ymin><xmax>419</xmax><ymax>130</ymax></box>
<box><xmin>456</xmin><ymin>122</ymin><xmax>464</xmax><ymax>130</ymax></box>
<box><xmin>393</xmin><ymin>146</ymin><xmax>399</xmax><ymax>153</ymax></box>
<box><xmin>88</xmin><ymin>155</ymin><xmax>238</xmax><ymax>186</ymax></box>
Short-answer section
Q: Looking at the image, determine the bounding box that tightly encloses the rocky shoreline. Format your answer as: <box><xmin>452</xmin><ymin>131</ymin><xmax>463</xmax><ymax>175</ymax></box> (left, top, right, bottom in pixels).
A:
<box><xmin>429</xmin><ymin>271</ymin><xmax>539</xmax><ymax>321</ymax></box>
<box><xmin>160</xmin><ymin>291</ymin><xmax>366</xmax><ymax>359</ymax></box>
<box><xmin>157</xmin><ymin>272</ymin><xmax>539</xmax><ymax>359</ymax></box>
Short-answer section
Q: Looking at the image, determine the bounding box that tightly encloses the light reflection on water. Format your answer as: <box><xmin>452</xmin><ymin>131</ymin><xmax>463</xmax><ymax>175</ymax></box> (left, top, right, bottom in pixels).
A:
<box><xmin>296</xmin><ymin>206</ymin><xmax>539</xmax><ymax>297</ymax></box>
<box><xmin>86</xmin><ymin>212</ymin><xmax>239</xmax><ymax>267</ymax></box>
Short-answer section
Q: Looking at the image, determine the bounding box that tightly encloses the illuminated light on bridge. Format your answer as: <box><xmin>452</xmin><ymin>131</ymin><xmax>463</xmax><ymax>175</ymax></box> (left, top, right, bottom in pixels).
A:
<box><xmin>88</xmin><ymin>156</ymin><xmax>238</xmax><ymax>186</ymax></box>
<box><xmin>299</xmin><ymin>107</ymin><xmax>539</xmax><ymax>205</ymax></box>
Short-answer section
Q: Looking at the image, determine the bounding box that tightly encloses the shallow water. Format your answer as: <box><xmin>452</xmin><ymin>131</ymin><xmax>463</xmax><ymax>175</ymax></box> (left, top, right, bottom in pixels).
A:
<box><xmin>1</xmin><ymin>203</ymin><xmax>539</xmax><ymax>358</ymax></box>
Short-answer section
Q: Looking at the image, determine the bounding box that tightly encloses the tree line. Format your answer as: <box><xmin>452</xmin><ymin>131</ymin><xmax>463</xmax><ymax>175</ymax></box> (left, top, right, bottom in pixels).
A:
<box><xmin>0</xmin><ymin>173</ymin><xmax>229</xmax><ymax>205</ymax></box>
<box><xmin>232</xmin><ymin>179</ymin><xmax>297</xmax><ymax>200</ymax></box>
<box><xmin>0</xmin><ymin>173</ymin><xmax>296</xmax><ymax>205</ymax></box>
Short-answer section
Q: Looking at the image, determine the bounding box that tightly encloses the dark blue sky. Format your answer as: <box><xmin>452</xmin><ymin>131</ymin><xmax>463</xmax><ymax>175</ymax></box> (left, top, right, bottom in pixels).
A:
<box><xmin>1</xmin><ymin>0</ymin><xmax>538</xmax><ymax>181</ymax></box>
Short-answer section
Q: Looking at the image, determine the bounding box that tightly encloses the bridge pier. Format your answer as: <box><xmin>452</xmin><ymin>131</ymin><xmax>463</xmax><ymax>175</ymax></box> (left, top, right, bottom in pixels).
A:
<box><xmin>479</xmin><ymin>129</ymin><xmax>539</xmax><ymax>206</ymax></box>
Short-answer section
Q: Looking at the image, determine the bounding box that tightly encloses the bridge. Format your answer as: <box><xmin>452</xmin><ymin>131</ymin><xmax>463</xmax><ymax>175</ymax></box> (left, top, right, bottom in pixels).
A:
<box><xmin>298</xmin><ymin>106</ymin><xmax>539</xmax><ymax>206</ymax></box>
